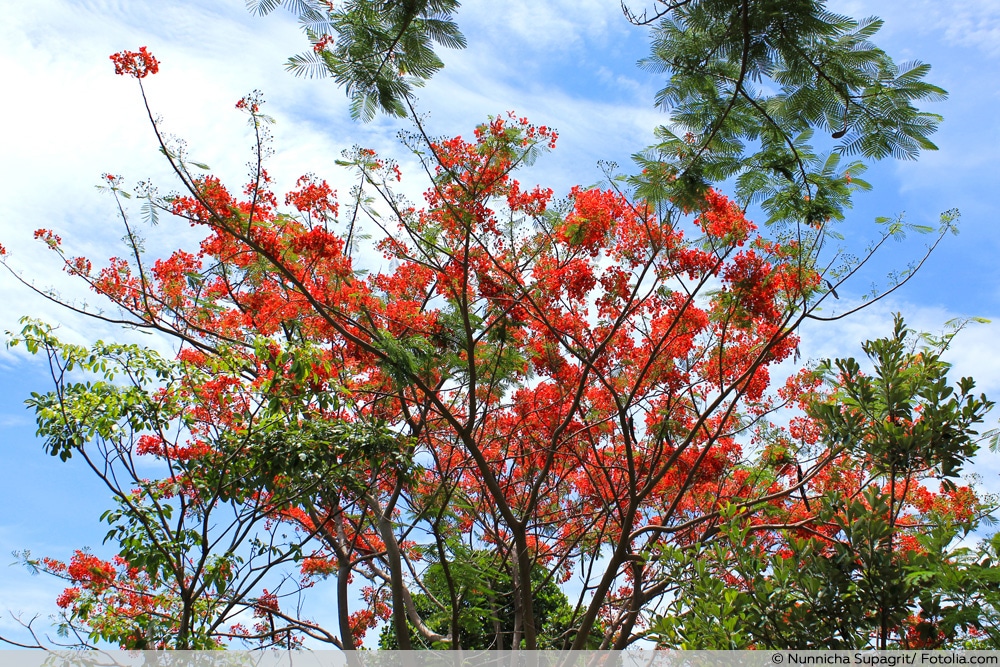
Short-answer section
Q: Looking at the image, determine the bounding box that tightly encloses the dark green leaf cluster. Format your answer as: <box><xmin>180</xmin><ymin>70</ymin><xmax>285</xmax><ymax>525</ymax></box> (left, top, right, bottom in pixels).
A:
<box><xmin>636</xmin><ymin>0</ymin><xmax>944</xmax><ymax>224</ymax></box>
<box><xmin>812</xmin><ymin>314</ymin><xmax>993</xmax><ymax>489</ymax></box>
<box><xmin>269</xmin><ymin>0</ymin><xmax>466</xmax><ymax>120</ymax></box>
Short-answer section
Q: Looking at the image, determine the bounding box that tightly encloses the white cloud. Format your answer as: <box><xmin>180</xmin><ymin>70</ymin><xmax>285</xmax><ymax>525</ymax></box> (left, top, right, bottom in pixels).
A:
<box><xmin>459</xmin><ymin>0</ymin><xmax>626</xmax><ymax>54</ymax></box>
<box><xmin>829</xmin><ymin>0</ymin><xmax>1000</xmax><ymax>58</ymax></box>
<box><xmin>0</xmin><ymin>414</ymin><xmax>31</xmax><ymax>427</ymax></box>
<box><xmin>798</xmin><ymin>298</ymin><xmax>996</xmax><ymax>378</ymax></box>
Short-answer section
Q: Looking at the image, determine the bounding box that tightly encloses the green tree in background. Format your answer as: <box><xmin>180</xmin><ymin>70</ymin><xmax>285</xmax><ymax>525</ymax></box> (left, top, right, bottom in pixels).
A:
<box><xmin>377</xmin><ymin>548</ymin><xmax>600</xmax><ymax>649</ymax></box>
<box><xmin>651</xmin><ymin>316</ymin><xmax>998</xmax><ymax>649</ymax></box>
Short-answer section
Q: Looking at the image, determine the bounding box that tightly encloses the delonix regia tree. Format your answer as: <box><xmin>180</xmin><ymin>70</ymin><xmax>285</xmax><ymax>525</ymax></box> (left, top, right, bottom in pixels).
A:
<box><xmin>1</xmin><ymin>0</ymin><xmax>990</xmax><ymax>651</ymax></box>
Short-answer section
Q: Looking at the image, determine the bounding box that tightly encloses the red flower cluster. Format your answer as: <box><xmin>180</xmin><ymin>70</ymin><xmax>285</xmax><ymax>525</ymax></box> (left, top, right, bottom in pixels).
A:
<box><xmin>300</xmin><ymin>556</ymin><xmax>337</xmax><ymax>577</ymax></box>
<box><xmin>109</xmin><ymin>46</ymin><xmax>159</xmax><ymax>79</ymax></box>
<box><xmin>285</xmin><ymin>174</ymin><xmax>339</xmax><ymax>219</ymax></box>
<box><xmin>695</xmin><ymin>189</ymin><xmax>755</xmax><ymax>243</ymax></box>
<box><xmin>33</xmin><ymin>228</ymin><xmax>62</xmax><ymax>249</ymax></box>
<box><xmin>313</xmin><ymin>35</ymin><xmax>335</xmax><ymax>53</ymax></box>
<box><xmin>66</xmin><ymin>550</ymin><xmax>116</xmax><ymax>588</ymax></box>
<box><xmin>56</xmin><ymin>587</ymin><xmax>81</xmax><ymax>609</ymax></box>
<box><xmin>235</xmin><ymin>91</ymin><xmax>263</xmax><ymax>114</ymax></box>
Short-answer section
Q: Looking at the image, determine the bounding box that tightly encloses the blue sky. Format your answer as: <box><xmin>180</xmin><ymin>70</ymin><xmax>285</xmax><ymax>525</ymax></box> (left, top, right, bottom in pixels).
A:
<box><xmin>1</xmin><ymin>0</ymin><xmax>999</xmax><ymax>648</ymax></box>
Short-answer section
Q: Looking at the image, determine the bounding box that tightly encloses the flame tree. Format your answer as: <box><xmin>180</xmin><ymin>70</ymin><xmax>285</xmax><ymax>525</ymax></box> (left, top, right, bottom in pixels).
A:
<box><xmin>3</xmin><ymin>0</ymin><xmax>987</xmax><ymax>651</ymax></box>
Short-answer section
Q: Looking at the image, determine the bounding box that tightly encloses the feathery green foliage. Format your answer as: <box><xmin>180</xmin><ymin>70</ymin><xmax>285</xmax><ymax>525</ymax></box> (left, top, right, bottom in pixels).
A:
<box><xmin>258</xmin><ymin>0</ymin><xmax>465</xmax><ymax>120</ymax></box>
<box><xmin>633</xmin><ymin>0</ymin><xmax>945</xmax><ymax>224</ymax></box>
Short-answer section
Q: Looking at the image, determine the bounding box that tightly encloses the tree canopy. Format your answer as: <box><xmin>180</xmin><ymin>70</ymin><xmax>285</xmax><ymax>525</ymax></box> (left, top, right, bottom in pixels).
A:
<box><xmin>2</xmin><ymin>0</ymin><xmax>996</xmax><ymax>652</ymax></box>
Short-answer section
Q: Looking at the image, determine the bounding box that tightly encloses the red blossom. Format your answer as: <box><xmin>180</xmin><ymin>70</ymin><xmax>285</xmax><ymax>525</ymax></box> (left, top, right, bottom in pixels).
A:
<box><xmin>55</xmin><ymin>587</ymin><xmax>81</xmax><ymax>609</ymax></box>
<box><xmin>66</xmin><ymin>551</ymin><xmax>116</xmax><ymax>590</ymax></box>
<box><xmin>33</xmin><ymin>228</ymin><xmax>62</xmax><ymax>249</ymax></box>
<box><xmin>313</xmin><ymin>35</ymin><xmax>334</xmax><ymax>53</ymax></box>
<box><xmin>301</xmin><ymin>557</ymin><xmax>337</xmax><ymax>577</ymax></box>
<box><xmin>109</xmin><ymin>47</ymin><xmax>159</xmax><ymax>79</ymax></box>
<box><xmin>285</xmin><ymin>174</ymin><xmax>338</xmax><ymax>219</ymax></box>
